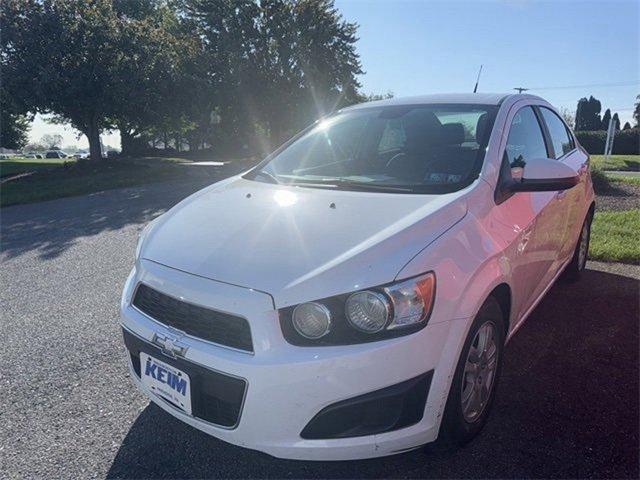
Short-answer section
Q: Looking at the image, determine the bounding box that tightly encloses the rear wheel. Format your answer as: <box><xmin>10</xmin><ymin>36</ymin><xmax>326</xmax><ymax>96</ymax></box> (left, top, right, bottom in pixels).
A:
<box><xmin>563</xmin><ymin>211</ymin><xmax>592</xmax><ymax>281</ymax></box>
<box><xmin>437</xmin><ymin>297</ymin><xmax>505</xmax><ymax>447</ymax></box>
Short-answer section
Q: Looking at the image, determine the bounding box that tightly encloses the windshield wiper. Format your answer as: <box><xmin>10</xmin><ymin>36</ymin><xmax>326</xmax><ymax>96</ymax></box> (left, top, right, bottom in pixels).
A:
<box><xmin>253</xmin><ymin>170</ymin><xmax>280</xmax><ymax>184</ymax></box>
<box><xmin>288</xmin><ymin>178</ymin><xmax>415</xmax><ymax>193</ymax></box>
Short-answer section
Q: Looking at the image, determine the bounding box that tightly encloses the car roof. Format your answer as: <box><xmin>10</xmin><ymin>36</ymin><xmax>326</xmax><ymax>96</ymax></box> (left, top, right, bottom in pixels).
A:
<box><xmin>341</xmin><ymin>93</ymin><xmax>546</xmax><ymax>111</ymax></box>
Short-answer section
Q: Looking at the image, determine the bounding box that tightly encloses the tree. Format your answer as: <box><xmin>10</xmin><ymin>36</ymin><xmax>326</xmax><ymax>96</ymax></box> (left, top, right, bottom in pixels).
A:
<box><xmin>0</xmin><ymin>87</ymin><xmax>30</xmax><ymax>150</ymax></box>
<box><xmin>575</xmin><ymin>96</ymin><xmax>602</xmax><ymax>131</ymax></box>
<box><xmin>1</xmin><ymin>0</ymin><xmax>199</xmax><ymax>160</ymax></box>
<box><xmin>24</xmin><ymin>141</ymin><xmax>46</xmax><ymax>152</ymax></box>
<box><xmin>601</xmin><ymin>108</ymin><xmax>611</xmax><ymax>130</ymax></box>
<box><xmin>111</xmin><ymin>2</ymin><xmax>207</xmax><ymax>155</ymax></box>
<box><xmin>559</xmin><ymin>107</ymin><xmax>575</xmax><ymax>129</ymax></box>
<box><xmin>2</xmin><ymin>0</ymin><xmax>120</xmax><ymax>159</ymax></box>
<box><xmin>623</xmin><ymin>122</ymin><xmax>632</xmax><ymax>130</ymax></box>
<box><xmin>612</xmin><ymin>112</ymin><xmax>620</xmax><ymax>131</ymax></box>
<box><xmin>181</xmin><ymin>0</ymin><xmax>363</xmax><ymax>153</ymax></box>
<box><xmin>634</xmin><ymin>94</ymin><xmax>640</xmax><ymax>127</ymax></box>
<box><xmin>0</xmin><ymin>112</ymin><xmax>30</xmax><ymax>150</ymax></box>
<box><xmin>40</xmin><ymin>134</ymin><xmax>63</xmax><ymax>149</ymax></box>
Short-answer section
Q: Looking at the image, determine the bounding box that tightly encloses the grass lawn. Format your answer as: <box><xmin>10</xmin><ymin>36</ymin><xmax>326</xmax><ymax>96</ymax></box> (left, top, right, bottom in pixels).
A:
<box><xmin>590</xmin><ymin>209</ymin><xmax>640</xmax><ymax>264</ymax></box>
<box><xmin>0</xmin><ymin>157</ymin><xmax>73</xmax><ymax>177</ymax></box>
<box><xmin>607</xmin><ymin>174</ymin><xmax>640</xmax><ymax>186</ymax></box>
<box><xmin>1</xmin><ymin>157</ymin><xmax>195</xmax><ymax>207</ymax></box>
<box><xmin>590</xmin><ymin>154</ymin><xmax>640</xmax><ymax>172</ymax></box>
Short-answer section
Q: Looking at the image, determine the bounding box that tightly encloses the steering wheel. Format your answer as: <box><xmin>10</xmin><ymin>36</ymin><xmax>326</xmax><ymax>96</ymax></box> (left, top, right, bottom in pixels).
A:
<box><xmin>385</xmin><ymin>152</ymin><xmax>408</xmax><ymax>170</ymax></box>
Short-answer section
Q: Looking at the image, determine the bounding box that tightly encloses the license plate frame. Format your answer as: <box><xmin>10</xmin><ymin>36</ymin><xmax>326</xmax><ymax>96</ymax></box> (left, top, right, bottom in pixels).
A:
<box><xmin>140</xmin><ymin>352</ymin><xmax>192</xmax><ymax>415</ymax></box>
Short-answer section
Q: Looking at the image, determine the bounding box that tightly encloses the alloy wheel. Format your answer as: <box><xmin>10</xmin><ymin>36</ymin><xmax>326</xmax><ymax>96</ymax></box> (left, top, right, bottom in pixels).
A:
<box><xmin>461</xmin><ymin>321</ymin><xmax>498</xmax><ymax>423</ymax></box>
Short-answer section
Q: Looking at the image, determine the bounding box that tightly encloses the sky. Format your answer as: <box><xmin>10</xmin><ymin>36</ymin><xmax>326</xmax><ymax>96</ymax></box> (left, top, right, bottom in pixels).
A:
<box><xmin>29</xmin><ymin>0</ymin><xmax>639</xmax><ymax>150</ymax></box>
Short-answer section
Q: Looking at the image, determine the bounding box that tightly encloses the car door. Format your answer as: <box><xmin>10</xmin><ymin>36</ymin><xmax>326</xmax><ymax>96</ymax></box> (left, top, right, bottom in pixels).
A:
<box><xmin>538</xmin><ymin>106</ymin><xmax>587</xmax><ymax>265</ymax></box>
<box><xmin>492</xmin><ymin>105</ymin><xmax>563</xmax><ymax>321</ymax></box>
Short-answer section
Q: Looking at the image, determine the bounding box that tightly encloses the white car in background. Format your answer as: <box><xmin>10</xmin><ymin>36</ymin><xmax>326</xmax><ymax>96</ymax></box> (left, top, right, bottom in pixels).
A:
<box><xmin>120</xmin><ymin>93</ymin><xmax>594</xmax><ymax>460</ymax></box>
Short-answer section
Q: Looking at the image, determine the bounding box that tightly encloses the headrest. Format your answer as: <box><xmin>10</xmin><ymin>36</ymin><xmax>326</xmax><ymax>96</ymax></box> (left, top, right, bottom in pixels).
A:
<box><xmin>404</xmin><ymin>111</ymin><xmax>442</xmax><ymax>153</ymax></box>
<box><xmin>476</xmin><ymin>113</ymin><xmax>488</xmax><ymax>143</ymax></box>
<box><xmin>441</xmin><ymin>123</ymin><xmax>465</xmax><ymax>145</ymax></box>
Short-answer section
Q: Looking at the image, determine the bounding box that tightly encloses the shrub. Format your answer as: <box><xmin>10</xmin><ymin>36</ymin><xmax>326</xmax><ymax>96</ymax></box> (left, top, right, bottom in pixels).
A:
<box><xmin>575</xmin><ymin>128</ymin><xmax>640</xmax><ymax>154</ymax></box>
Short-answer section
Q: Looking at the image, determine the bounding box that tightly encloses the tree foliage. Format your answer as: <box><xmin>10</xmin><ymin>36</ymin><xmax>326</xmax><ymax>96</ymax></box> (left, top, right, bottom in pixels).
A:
<box><xmin>559</xmin><ymin>107</ymin><xmax>575</xmax><ymax>129</ymax></box>
<box><xmin>2</xmin><ymin>0</ymin><xmax>364</xmax><ymax>158</ymax></box>
<box><xmin>178</xmin><ymin>0</ymin><xmax>363</xmax><ymax>155</ymax></box>
<box><xmin>601</xmin><ymin>108</ymin><xmax>611</xmax><ymax>131</ymax></box>
<box><xmin>40</xmin><ymin>134</ymin><xmax>63</xmax><ymax>149</ymax></box>
<box><xmin>1</xmin><ymin>0</ymin><xmax>200</xmax><ymax>159</ymax></box>
<box><xmin>575</xmin><ymin>96</ymin><xmax>602</xmax><ymax>131</ymax></box>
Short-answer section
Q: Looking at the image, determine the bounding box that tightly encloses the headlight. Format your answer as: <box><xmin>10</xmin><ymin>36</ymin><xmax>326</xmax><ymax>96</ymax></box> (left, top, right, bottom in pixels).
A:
<box><xmin>279</xmin><ymin>272</ymin><xmax>436</xmax><ymax>346</ymax></box>
<box><xmin>292</xmin><ymin>302</ymin><xmax>332</xmax><ymax>339</ymax></box>
<box><xmin>345</xmin><ymin>291</ymin><xmax>391</xmax><ymax>333</ymax></box>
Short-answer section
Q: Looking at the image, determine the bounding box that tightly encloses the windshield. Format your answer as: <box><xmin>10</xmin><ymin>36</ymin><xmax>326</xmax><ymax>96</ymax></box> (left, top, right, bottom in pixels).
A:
<box><xmin>247</xmin><ymin>103</ymin><xmax>498</xmax><ymax>194</ymax></box>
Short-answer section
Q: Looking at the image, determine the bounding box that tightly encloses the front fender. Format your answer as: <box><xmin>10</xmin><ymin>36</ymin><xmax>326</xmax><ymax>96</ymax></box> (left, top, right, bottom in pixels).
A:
<box><xmin>395</xmin><ymin>210</ymin><xmax>513</xmax><ymax>327</ymax></box>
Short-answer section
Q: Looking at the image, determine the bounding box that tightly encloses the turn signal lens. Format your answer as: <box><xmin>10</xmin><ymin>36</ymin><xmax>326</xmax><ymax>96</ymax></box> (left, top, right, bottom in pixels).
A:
<box><xmin>292</xmin><ymin>302</ymin><xmax>332</xmax><ymax>339</ymax></box>
<box><xmin>384</xmin><ymin>272</ymin><xmax>436</xmax><ymax>329</ymax></box>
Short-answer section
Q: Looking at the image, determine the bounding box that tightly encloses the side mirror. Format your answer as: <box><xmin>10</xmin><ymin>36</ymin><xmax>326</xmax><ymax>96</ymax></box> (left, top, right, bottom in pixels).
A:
<box><xmin>509</xmin><ymin>157</ymin><xmax>578</xmax><ymax>193</ymax></box>
<box><xmin>496</xmin><ymin>157</ymin><xmax>579</xmax><ymax>203</ymax></box>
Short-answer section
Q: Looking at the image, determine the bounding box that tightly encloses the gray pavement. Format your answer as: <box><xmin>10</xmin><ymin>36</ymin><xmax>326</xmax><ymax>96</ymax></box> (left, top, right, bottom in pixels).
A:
<box><xmin>1</xmin><ymin>177</ymin><xmax>638</xmax><ymax>479</ymax></box>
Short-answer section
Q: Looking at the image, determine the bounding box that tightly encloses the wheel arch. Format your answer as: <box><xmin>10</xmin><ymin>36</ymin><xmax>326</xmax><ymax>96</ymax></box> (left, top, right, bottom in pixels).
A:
<box><xmin>487</xmin><ymin>283</ymin><xmax>512</xmax><ymax>336</ymax></box>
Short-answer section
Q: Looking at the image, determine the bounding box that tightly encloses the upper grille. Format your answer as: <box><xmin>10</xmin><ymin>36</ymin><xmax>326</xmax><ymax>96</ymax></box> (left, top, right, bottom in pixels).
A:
<box><xmin>132</xmin><ymin>283</ymin><xmax>253</xmax><ymax>352</ymax></box>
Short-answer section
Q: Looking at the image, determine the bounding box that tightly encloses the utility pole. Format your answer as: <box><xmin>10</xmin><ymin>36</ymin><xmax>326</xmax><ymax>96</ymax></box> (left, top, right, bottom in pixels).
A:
<box><xmin>604</xmin><ymin>117</ymin><xmax>616</xmax><ymax>160</ymax></box>
<box><xmin>514</xmin><ymin>87</ymin><xmax>529</xmax><ymax>94</ymax></box>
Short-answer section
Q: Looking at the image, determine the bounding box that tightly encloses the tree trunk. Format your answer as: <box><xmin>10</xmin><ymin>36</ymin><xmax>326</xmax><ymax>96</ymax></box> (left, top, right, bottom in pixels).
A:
<box><xmin>87</xmin><ymin>120</ymin><xmax>102</xmax><ymax>161</ymax></box>
<box><xmin>120</xmin><ymin>126</ymin><xmax>134</xmax><ymax>156</ymax></box>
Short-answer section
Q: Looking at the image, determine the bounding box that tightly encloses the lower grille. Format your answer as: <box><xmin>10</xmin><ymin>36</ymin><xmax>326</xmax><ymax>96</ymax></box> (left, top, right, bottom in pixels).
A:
<box><xmin>132</xmin><ymin>283</ymin><xmax>253</xmax><ymax>352</ymax></box>
<box><xmin>123</xmin><ymin>328</ymin><xmax>246</xmax><ymax>428</ymax></box>
<box><xmin>301</xmin><ymin>372</ymin><xmax>432</xmax><ymax>439</ymax></box>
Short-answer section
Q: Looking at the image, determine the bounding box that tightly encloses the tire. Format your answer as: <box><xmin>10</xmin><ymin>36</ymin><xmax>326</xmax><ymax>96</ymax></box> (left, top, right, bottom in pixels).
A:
<box><xmin>563</xmin><ymin>211</ymin><xmax>593</xmax><ymax>282</ymax></box>
<box><xmin>436</xmin><ymin>297</ymin><xmax>505</xmax><ymax>448</ymax></box>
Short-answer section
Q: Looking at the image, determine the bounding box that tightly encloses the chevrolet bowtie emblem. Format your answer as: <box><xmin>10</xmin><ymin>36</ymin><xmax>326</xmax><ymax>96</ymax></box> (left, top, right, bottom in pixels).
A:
<box><xmin>152</xmin><ymin>332</ymin><xmax>188</xmax><ymax>358</ymax></box>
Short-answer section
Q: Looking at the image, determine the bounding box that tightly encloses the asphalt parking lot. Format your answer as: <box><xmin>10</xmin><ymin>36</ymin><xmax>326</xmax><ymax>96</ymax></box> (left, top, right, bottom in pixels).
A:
<box><xmin>1</xmin><ymin>172</ymin><xmax>638</xmax><ymax>479</ymax></box>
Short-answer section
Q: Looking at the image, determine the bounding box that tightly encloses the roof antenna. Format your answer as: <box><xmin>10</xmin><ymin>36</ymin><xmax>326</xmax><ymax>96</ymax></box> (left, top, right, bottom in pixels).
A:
<box><xmin>473</xmin><ymin>65</ymin><xmax>483</xmax><ymax>93</ymax></box>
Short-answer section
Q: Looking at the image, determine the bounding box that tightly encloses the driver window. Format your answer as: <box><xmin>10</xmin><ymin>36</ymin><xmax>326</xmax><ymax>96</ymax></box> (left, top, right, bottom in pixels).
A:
<box><xmin>504</xmin><ymin>107</ymin><xmax>548</xmax><ymax>179</ymax></box>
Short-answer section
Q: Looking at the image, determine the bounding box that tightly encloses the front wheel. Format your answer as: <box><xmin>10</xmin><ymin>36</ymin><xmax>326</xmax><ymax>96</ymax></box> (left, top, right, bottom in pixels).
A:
<box><xmin>437</xmin><ymin>297</ymin><xmax>505</xmax><ymax>447</ymax></box>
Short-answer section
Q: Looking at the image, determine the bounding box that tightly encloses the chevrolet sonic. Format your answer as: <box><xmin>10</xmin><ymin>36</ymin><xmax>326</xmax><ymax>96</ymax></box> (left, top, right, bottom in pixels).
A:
<box><xmin>120</xmin><ymin>93</ymin><xmax>594</xmax><ymax>460</ymax></box>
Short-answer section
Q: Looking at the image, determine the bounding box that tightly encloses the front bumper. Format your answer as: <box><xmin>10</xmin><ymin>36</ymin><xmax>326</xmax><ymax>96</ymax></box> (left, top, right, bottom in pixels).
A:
<box><xmin>120</xmin><ymin>259</ymin><xmax>469</xmax><ymax>460</ymax></box>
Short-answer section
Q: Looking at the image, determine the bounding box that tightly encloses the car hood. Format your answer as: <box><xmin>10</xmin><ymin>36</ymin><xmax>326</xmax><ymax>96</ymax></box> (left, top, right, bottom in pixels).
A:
<box><xmin>142</xmin><ymin>177</ymin><xmax>467</xmax><ymax>307</ymax></box>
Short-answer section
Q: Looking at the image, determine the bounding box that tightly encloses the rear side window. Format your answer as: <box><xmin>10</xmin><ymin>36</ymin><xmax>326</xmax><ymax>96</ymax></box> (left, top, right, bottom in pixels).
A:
<box><xmin>540</xmin><ymin>107</ymin><xmax>574</xmax><ymax>158</ymax></box>
<box><xmin>504</xmin><ymin>106</ymin><xmax>548</xmax><ymax>170</ymax></box>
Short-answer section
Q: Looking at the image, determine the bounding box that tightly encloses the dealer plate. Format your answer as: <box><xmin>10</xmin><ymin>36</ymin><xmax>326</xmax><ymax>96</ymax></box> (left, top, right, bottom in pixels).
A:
<box><xmin>140</xmin><ymin>352</ymin><xmax>192</xmax><ymax>415</ymax></box>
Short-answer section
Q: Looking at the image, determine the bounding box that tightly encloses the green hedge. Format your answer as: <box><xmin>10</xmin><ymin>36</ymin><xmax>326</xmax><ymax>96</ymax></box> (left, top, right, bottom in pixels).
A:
<box><xmin>575</xmin><ymin>128</ymin><xmax>639</xmax><ymax>154</ymax></box>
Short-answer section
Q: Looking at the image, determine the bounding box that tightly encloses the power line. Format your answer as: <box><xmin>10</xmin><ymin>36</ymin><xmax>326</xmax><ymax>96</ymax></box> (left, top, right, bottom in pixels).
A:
<box><xmin>526</xmin><ymin>81</ymin><xmax>639</xmax><ymax>91</ymax></box>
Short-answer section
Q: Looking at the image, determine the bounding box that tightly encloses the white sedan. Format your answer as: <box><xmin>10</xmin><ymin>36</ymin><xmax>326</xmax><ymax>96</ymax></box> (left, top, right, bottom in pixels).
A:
<box><xmin>120</xmin><ymin>93</ymin><xmax>594</xmax><ymax>460</ymax></box>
